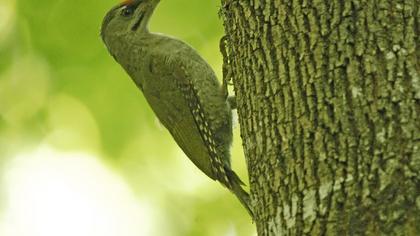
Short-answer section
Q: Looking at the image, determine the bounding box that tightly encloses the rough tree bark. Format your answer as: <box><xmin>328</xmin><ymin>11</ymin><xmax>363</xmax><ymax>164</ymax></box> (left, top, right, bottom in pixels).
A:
<box><xmin>219</xmin><ymin>0</ymin><xmax>419</xmax><ymax>235</ymax></box>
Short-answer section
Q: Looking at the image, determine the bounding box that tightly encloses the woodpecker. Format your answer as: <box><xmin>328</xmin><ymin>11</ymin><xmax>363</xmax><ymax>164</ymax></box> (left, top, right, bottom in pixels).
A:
<box><xmin>101</xmin><ymin>0</ymin><xmax>252</xmax><ymax>215</ymax></box>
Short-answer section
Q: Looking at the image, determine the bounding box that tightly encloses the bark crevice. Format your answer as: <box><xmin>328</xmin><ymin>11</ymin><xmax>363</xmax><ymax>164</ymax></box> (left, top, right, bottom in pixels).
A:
<box><xmin>220</xmin><ymin>0</ymin><xmax>420</xmax><ymax>235</ymax></box>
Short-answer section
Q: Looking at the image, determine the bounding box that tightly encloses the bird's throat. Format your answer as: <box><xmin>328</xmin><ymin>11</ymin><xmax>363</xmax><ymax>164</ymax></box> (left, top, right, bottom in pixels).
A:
<box><xmin>131</xmin><ymin>13</ymin><xmax>144</xmax><ymax>31</ymax></box>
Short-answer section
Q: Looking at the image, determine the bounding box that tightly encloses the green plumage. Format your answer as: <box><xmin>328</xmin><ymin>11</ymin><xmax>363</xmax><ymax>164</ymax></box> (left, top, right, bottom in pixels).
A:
<box><xmin>101</xmin><ymin>0</ymin><xmax>252</xmax><ymax>216</ymax></box>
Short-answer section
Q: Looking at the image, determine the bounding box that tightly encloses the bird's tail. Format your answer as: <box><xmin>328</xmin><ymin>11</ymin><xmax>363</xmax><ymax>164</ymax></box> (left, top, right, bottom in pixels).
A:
<box><xmin>224</xmin><ymin>167</ymin><xmax>254</xmax><ymax>218</ymax></box>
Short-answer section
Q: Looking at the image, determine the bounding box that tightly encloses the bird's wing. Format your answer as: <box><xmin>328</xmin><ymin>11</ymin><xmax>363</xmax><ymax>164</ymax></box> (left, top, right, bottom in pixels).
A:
<box><xmin>145</xmin><ymin>55</ymin><xmax>217</xmax><ymax>180</ymax></box>
<box><xmin>167</xmin><ymin>58</ymin><xmax>232</xmax><ymax>186</ymax></box>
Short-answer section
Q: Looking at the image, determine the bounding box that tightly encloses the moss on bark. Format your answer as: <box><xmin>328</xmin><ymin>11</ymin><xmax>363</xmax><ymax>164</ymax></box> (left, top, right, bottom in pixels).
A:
<box><xmin>220</xmin><ymin>0</ymin><xmax>420</xmax><ymax>235</ymax></box>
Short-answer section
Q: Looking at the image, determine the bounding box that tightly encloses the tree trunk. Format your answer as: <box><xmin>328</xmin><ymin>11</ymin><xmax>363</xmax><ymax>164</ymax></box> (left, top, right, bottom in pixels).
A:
<box><xmin>220</xmin><ymin>0</ymin><xmax>419</xmax><ymax>235</ymax></box>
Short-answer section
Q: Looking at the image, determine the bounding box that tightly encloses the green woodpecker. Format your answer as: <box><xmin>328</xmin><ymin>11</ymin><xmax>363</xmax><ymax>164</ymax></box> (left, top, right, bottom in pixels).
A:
<box><xmin>101</xmin><ymin>0</ymin><xmax>252</xmax><ymax>216</ymax></box>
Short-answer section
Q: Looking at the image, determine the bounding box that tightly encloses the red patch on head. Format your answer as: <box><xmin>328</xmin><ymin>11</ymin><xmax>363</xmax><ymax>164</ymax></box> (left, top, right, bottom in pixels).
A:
<box><xmin>121</xmin><ymin>0</ymin><xmax>134</xmax><ymax>6</ymax></box>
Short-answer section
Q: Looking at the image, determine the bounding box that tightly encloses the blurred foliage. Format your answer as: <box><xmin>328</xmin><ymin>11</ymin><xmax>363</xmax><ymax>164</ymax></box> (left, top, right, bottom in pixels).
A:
<box><xmin>0</xmin><ymin>0</ymin><xmax>254</xmax><ymax>235</ymax></box>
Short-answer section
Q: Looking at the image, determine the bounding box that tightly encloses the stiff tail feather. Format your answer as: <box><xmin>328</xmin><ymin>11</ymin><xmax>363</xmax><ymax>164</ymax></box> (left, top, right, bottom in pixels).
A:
<box><xmin>224</xmin><ymin>167</ymin><xmax>254</xmax><ymax>218</ymax></box>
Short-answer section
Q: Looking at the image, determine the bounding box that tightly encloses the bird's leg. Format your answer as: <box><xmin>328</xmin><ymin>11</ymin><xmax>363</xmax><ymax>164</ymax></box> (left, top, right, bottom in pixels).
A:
<box><xmin>220</xmin><ymin>35</ymin><xmax>231</xmax><ymax>100</ymax></box>
<box><xmin>220</xmin><ymin>35</ymin><xmax>236</xmax><ymax>109</ymax></box>
<box><xmin>227</xmin><ymin>96</ymin><xmax>237</xmax><ymax>109</ymax></box>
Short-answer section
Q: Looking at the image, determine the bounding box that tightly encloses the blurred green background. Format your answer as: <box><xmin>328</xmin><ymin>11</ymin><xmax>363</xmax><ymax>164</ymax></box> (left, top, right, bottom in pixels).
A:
<box><xmin>0</xmin><ymin>0</ymin><xmax>254</xmax><ymax>235</ymax></box>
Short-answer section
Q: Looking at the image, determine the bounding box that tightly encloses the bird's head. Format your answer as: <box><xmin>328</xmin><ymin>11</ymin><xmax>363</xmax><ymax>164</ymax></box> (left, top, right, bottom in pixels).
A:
<box><xmin>101</xmin><ymin>0</ymin><xmax>160</xmax><ymax>48</ymax></box>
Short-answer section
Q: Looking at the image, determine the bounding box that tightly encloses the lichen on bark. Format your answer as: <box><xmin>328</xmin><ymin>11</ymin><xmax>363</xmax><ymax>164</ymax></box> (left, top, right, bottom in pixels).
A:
<box><xmin>220</xmin><ymin>0</ymin><xmax>420</xmax><ymax>235</ymax></box>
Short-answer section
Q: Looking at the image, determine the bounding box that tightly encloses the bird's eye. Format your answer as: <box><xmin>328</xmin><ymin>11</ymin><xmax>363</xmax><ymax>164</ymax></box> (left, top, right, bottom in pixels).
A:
<box><xmin>121</xmin><ymin>6</ymin><xmax>134</xmax><ymax>17</ymax></box>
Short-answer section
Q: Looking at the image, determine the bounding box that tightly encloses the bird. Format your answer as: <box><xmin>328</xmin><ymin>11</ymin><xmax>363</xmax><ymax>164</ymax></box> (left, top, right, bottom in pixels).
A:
<box><xmin>101</xmin><ymin>0</ymin><xmax>252</xmax><ymax>216</ymax></box>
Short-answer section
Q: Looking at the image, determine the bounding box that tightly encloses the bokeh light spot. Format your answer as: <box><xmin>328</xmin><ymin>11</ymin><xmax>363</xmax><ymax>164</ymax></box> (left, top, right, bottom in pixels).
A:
<box><xmin>0</xmin><ymin>146</ymin><xmax>162</xmax><ymax>236</ymax></box>
<box><xmin>0</xmin><ymin>0</ymin><xmax>15</xmax><ymax>44</ymax></box>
